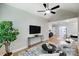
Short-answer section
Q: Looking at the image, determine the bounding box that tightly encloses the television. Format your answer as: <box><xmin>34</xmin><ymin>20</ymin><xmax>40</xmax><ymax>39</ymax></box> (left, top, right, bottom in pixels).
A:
<box><xmin>29</xmin><ymin>25</ymin><xmax>41</xmax><ymax>34</ymax></box>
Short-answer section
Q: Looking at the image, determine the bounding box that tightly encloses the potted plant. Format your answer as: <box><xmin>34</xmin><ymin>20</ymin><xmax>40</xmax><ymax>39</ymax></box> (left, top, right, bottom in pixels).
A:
<box><xmin>0</xmin><ymin>21</ymin><xmax>19</xmax><ymax>56</ymax></box>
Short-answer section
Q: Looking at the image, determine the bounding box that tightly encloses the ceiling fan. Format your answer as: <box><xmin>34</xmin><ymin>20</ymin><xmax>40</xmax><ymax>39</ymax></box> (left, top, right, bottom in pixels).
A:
<box><xmin>37</xmin><ymin>3</ymin><xmax>60</xmax><ymax>15</ymax></box>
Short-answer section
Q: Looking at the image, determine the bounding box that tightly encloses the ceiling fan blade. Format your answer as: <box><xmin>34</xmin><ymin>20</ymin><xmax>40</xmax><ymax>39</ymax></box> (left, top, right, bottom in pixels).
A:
<box><xmin>51</xmin><ymin>11</ymin><xmax>56</xmax><ymax>14</ymax></box>
<box><xmin>37</xmin><ymin>10</ymin><xmax>45</xmax><ymax>12</ymax></box>
<box><xmin>43</xmin><ymin>3</ymin><xmax>47</xmax><ymax>8</ymax></box>
<box><xmin>51</xmin><ymin>5</ymin><xmax>60</xmax><ymax>10</ymax></box>
<box><xmin>44</xmin><ymin>13</ymin><xmax>46</xmax><ymax>15</ymax></box>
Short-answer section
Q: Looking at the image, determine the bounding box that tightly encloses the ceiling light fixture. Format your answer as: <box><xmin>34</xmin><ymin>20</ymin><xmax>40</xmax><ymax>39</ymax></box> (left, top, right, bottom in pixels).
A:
<box><xmin>46</xmin><ymin>10</ymin><xmax>50</xmax><ymax>14</ymax></box>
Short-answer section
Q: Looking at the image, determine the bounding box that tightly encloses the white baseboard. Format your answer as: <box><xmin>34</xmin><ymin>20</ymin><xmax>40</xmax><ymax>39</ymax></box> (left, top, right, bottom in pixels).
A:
<box><xmin>12</xmin><ymin>46</ymin><xmax>27</xmax><ymax>54</ymax></box>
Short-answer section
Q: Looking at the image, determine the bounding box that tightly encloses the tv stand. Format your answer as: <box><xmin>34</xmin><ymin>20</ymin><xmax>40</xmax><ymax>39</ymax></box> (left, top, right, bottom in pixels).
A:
<box><xmin>28</xmin><ymin>35</ymin><xmax>43</xmax><ymax>47</ymax></box>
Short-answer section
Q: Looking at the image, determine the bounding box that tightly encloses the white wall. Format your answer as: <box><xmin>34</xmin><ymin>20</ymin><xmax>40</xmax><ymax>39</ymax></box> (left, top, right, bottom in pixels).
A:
<box><xmin>48</xmin><ymin>18</ymin><xmax>78</xmax><ymax>37</ymax></box>
<box><xmin>77</xmin><ymin>16</ymin><xmax>79</xmax><ymax>40</ymax></box>
<box><xmin>0</xmin><ymin>4</ymin><xmax>48</xmax><ymax>55</ymax></box>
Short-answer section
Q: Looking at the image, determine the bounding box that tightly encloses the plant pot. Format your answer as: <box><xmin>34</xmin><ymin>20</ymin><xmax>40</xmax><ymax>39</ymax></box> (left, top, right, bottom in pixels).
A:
<box><xmin>3</xmin><ymin>52</ymin><xmax>12</xmax><ymax>56</ymax></box>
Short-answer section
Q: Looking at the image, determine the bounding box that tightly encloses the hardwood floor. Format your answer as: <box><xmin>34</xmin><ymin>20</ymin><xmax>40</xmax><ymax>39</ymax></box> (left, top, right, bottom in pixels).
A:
<box><xmin>13</xmin><ymin>41</ymin><xmax>47</xmax><ymax>56</ymax></box>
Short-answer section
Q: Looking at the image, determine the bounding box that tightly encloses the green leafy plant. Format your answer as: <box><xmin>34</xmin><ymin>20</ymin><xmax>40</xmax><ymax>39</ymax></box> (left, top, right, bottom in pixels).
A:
<box><xmin>0</xmin><ymin>21</ymin><xmax>19</xmax><ymax>55</ymax></box>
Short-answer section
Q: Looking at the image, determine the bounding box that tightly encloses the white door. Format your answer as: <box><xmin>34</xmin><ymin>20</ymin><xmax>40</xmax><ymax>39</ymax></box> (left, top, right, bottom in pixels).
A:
<box><xmin>59</xmin><ymin>26</ymin><xmax>67</xmax><ymax>39</ymax></box>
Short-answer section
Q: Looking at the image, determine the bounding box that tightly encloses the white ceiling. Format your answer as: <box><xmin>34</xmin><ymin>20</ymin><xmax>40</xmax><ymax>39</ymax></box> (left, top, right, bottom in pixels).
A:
<box><xmin>5</xmin><ymin>3</ymin><xmax>79</xmax><ymax>21</ymax></box>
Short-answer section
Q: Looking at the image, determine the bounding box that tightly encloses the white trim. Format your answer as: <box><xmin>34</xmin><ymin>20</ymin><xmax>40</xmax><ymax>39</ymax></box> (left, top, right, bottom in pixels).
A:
<box><xmin>12</xmin><ymin>46</ymin><xmax>27</xmax><ymax>53</ymax></box>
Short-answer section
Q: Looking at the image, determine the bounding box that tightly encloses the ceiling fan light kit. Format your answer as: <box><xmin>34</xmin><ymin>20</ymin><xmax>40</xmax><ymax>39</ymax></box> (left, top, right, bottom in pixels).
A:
<box><xmin>37</xmin><ymin>3</ymin><xmax>60</xmax><ymax>15</ymax></box>
<box><xmin>46</xmin><ymin>10</ymin><xmax>50</xmax><ymax>14</ymax></box>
